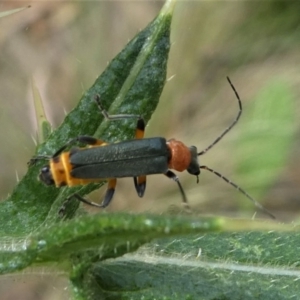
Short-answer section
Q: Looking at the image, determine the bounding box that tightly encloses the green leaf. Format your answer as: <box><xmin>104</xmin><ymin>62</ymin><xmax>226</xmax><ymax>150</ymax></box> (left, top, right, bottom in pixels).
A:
<box><xmin>0</xmin><ymin>213</ymin><xmax>295</xmax><ymax>299</ymax></box>
<box><xmin>91</xmin><ymin>227</ymin><xmax>300</xmax><ymax>300</ymax></box>
<box><xmin>235</xmin><ymin>79</ymin><xmax>295</xmax><ymax>205</ymax></box>
<box><xmin>0</xmin><ymin>1</ymin><xmax>172</xmax><ymax>236</ymax></box>
<box><xmin>0</xmin><ymin>214</ymin><xmax>221</xmax><ymax>272</ymax></box>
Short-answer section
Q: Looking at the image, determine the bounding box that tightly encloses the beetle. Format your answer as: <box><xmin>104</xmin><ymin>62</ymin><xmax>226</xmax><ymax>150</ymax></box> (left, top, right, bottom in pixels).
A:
<box><xmin>31</xmin><ymin>77</ymin><xmax>274</xmax><ymax>218</ymax></box>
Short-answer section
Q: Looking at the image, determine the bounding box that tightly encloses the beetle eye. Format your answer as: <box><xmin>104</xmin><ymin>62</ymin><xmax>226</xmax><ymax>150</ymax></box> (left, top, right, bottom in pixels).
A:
<box><xmin>187</xmin><ymin>146</ymin><xmax>200</xmax><ymax>176</ymax></box>
<box><xmin>39</xmin><ymin>166</ymin><xmax>55</xmax><ymax>186</ymax></box>
<box><xmin>41</xmin><ymin>166</ymin><xmax>49</xmax><ymax>173</ymax></box>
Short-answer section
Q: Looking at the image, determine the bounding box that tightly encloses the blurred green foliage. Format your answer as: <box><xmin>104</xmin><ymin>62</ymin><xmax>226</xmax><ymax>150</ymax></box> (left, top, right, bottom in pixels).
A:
<box><xmin>235</xmin><ymin>79</ymin><xmax>295</xmax><ymax>210</ymax></box>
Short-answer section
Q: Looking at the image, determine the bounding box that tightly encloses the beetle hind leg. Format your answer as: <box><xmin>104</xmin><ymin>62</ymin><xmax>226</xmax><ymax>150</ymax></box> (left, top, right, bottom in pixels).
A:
<box><xmin>59</xmin><ymin>193</ymin><xmax>105</xmax><ymax>216</ymax></box>
<box><xmin>59</xmin><ymin>178</ymin><xmax>117</xmax><ymax>216</ymax></box>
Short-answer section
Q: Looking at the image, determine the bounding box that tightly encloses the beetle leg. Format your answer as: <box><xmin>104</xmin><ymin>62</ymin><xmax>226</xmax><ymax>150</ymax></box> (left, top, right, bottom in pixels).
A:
<box><xmin>164</xmin><ymin>170</ymin><xmax>189</xmax><ymax>207</ymax></box>
<box><xmin>59</xmin><ymin>178</ymin><xmax>117</xmax><ymax>215</ymax></box>
<box><xmin>135</xmin><ymin>118</ymin><xmax>145</xmax><ymax>139</ymax></box>
<box><xmin>132</xmin><ymin>118</ymin><xmax>147</xmax><ymax>196</ymax></box>
<box><xmin>59</xmin><ymin>193</ymin><xmax>105</xmax><ymax>216</ymax></box>
<box><xmin>30</xmin><ymin>136</ymin><xmax>107</xmax><ymax>166</ymax></box>
<box><xmin>52</xmin><ymin>136</ymin><xmax>106</xmax><ymax>157</ymax></box>
<box><xmin>134</xmin><ymin>175</ymin><xmax>146</xmax><ymax>197</ymax></box>
<box><xmin>94</xmin><ymin>94</ymin><xmax>141</xmax><ymax>121</ymax></box>
<box><xmin>100</xmin><ymin>178</ymin><xmax>117</xmax><ymax>207</ymax></box>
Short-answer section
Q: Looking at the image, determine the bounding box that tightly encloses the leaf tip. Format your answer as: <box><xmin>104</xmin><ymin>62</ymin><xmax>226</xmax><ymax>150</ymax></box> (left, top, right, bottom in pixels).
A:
<box><xmin>160</xmin><ymin>0</ymin><xmax>177</xmax><ymax>16</ymax></box>
<box><xmin>31</xmin><ymin>77</ymin><xmax>52</xmax><ymax>143</ymax></box>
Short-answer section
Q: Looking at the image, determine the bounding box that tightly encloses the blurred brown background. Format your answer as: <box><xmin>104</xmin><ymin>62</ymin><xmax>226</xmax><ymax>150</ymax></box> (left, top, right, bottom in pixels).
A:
<box><xmin>0</xmin><ymin>1</ymin><xmax>300</xmax><ymax>299</ymax></box>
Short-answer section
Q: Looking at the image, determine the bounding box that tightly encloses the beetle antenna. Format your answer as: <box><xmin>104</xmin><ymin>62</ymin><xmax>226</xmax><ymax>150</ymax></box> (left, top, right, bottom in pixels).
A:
<box><xmin>198</xmin><ymin>77</ymin><xmax>241</xmax><ymax>156</ymax></box>
<box><xmin>28</xmin><ymin>155</ymin><xmax>51</xmax><ymax>166</ymax></box>
<box><xmin>200</xmin><ymin>165</ymin><xmax>275</xmax><ymax>219</ymax></box>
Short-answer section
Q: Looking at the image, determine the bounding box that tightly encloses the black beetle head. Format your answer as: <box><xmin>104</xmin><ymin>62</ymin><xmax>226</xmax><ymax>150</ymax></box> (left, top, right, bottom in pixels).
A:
<box><xmin>39</xmin><ymin>166</ymin><xmax>55</xmax><ymax>186</ymax></box>
<box><xmin>187</xmin><ymin>146</ymin><xmax>200</xmax><ymax>177</ymax></box>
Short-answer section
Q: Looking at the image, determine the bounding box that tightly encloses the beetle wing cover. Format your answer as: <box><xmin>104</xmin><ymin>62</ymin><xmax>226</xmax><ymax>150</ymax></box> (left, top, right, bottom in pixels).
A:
<box><xmin>70</xmin><ymin>137</ymin><xmax>170</xmax><ymax>178</ymax></box>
